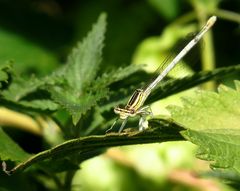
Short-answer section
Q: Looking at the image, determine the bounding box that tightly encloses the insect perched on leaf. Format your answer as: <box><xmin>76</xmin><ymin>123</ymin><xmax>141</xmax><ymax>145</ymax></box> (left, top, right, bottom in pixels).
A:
<box><xmin>108</xmin><ymin>16</ymin><xmax>217</xmax><ymax>133</ymax></box>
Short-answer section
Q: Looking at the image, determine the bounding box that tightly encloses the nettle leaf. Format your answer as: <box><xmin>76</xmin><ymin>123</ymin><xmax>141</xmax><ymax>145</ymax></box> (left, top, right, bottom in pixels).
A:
<box><xmin>48</xmin><ymin>13</ymin><xmax>108</xmax><ymax>124</ymax></box>
<box><xmin>94</xmin><ymin>64</ymin><xmax>143</xmax><ymax>88</ymax></box>
<box><xmin>168</xmin><ymin>81</ymin><xmax>240</xmax><ymax>174</ymax></box>
<box><xmin>4</xmin><ymin>120</ymin><xmax>183</xmax><ymax>174</ymax></box>
<box><xmin>65</xmin><ymin>13</ymin><xmax>106</xmax><ymax>94</ymax></box>
<box><xmin>0</xmin><ymin>70</ymin><xmax>8</xmax><ymax>84</ymax></box>
<box><xmin>19</xmin><ymin>100</ymin><xmax>59</xmax><ymax>111</ymax></box>
<box><xmin>49</xmin><ymin>86</ymin><xmax>108</xmax><ymax>125</ymax></box>
<box><xmin>0</xmin><ymin>64</ymin><xmax>12</xmax><ymax>89</ymax></box>
<box><xmin>2</xmin><ymin>76</ymin><xmax>45</xmax><ymax>101</ymax></box>
<box><xmin>0</xmin><ymin>128</ymin><xmax>30</xmax><ymax>162</ymax></box>
<box><xmin>1</xmin><ymin>74</ymin><xmax>60</xmax><ymax>111</ymax></box>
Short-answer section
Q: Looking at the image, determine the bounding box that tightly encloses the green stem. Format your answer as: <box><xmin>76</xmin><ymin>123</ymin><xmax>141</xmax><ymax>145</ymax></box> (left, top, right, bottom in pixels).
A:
<box><xmin>190</xmin><ymin>1</ymin><xmax>216</xmax><ymax>90</ymax></box>
<box><xmin>63</xmin><ymin>170</ymin><xmax>77</xmax><ymax>191</ymax></box>
<box><xmin>214</xmin><ymin>9</ymin><xmax>240</xmax><ymax>23</ymax></box>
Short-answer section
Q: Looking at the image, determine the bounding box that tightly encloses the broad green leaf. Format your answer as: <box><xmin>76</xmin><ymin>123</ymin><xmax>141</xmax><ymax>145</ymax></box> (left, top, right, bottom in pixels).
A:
<box><xmin>49</xmin><ymin>13</ymin><xmax>107</xmax><ymax>125</ymax></box>
<box><xmin>49</xmin><ymin>86</ymin><xmax>108</xmax><ymax>125</ymax></box>
<box><xmin>19</xmin><ymin>100</ymin><xmax>59</xmax><ymax>111</ymax></box>
<box><xmin>49</xmin><ymin>14</ymin><xmax>144</xmax><ymax>125</ymax></box>
<box><xmin>2</xmin><ymin>76</ymin><xmax>46</xmax><ymax>101</ymax></box>
<box><xmin>4</xmin><ymin>120</ymin><xmax>183</xmax><ymax>174</ymax></box>
<box><xmin>65</xmin><ymin>13</ymin><xmax>106</xmax><ymax>94</ymax></box>
<box><xmin>182</xmin><ymin>129</ymin><xmax>240</xmax><ymax>173</ymax></box>
<box><xmin>168</xmin><ymin>81</ymin><xmax>240</xmax><ymax>174</ymax></box>
<box><xmin>1</xmin><ymin>72</ymin><xmax>61</xmax><ymax>111</ymax></box>
<box><xmin>0</xmin><ymin>128</ymin><xmax>30</xmax><ymax>162</ymax></box>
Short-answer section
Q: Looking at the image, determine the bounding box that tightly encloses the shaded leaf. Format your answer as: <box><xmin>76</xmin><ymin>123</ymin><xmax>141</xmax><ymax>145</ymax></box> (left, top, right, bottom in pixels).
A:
<box><xmin>93</xmin><ymin>64</ymin><xmax>143</xmax><ymax>89</ymax></box>
<box><xmin>168</xmin><ymin>81</ymin><xmax>240</xmax><ymax>174</ymax></box>
<box><xmin>5</xmin><ymin>119</ymin><xmax>183</xmax><ymax>174</ymax></box>
<box><xmin>19</xmin><ymin>100</ymin><xmax>59</xmax><ymax>111</ymax></box>
<box><xmin>49</xmin><ymin>86</ymin><xmax>108</xmax><ymax>125</ymax></box>
<box><xmin>1</xmin><ymin>71</ymin><xmax>61</xmax><ymax>101</ymax></box>
<box><xmin>2</xmin><ymin>76</ymin><xmax>46</xmax><ymax>101</ymax></box>
<box><xmin>0</xmin><ymin>64</ymin><xmax>12</xmax><ymax>89</ymax></box>
<box><xmin>1</xmin><ymin>72</ymin><xmax>61</xmax><ymax>111</ymax></box>
<box><xmin>39</xmin><ymin>157</ymin><xmax>80</xmax><ymax>173</ymax></box>
<box><xmin>0</xmin><ymin>128</ymin><xmax>30</xmax><ymax>162</ymax></box>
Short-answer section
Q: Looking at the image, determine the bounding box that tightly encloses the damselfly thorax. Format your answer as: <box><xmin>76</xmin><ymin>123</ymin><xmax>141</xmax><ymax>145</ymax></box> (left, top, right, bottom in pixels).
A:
<box><xmin>114</xmin><ymin>89</ymin><xmax>148</xmax><ymax>119</ymax></box>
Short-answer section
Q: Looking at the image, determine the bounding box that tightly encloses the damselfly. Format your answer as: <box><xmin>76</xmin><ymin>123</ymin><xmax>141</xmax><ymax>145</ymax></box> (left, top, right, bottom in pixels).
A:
<box><xmin>109</xmin><ymin>16</ymin><xmax>217</xmax><ymax>133</ymax></box>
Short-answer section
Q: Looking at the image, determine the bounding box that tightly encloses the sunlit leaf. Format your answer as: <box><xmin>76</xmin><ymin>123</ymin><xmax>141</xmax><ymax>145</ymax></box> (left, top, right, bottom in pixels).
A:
<box><xmin>65</xmin><ymin>13</ymin><xmax>106</xmax><ymax>94</ymax></box>
<box><xmin>168</xmin><ymin>81</ymin><xmax>240</xmax><ymax>174</ymax></box>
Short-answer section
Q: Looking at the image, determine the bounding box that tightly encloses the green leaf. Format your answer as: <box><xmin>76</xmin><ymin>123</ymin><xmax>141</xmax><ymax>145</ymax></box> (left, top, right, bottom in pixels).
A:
<box><xmin>168</xmin><ymin>81</ymin><xmax>240</xmax><ymax>174</ymax></box>
<box><xmin>65</xmin><ymin>13</ymin><xmax>106</xmax><ymax>93</ymax></box>
<box><xmin>48</xmin><ymin>13</ymin><xmax>107</xmax><ymax>125</ymax></box>
<box><xmin>0</xmin><ymin>64</ymin><xmax>12</xmax><ymax>88</ymax></box>
<box><xmin>4</xmin><ymin>119</ymin><xmax>183</xmax><ymax>174</ymax></box>
<box><xmin>93</xmin><ymin>64</ymin><xmax>143</xmax><ymax>89</ymax></box>
<box><xmin>2</xmin><ymin>76</ymin><xmax>46</xmax><ymax>101</ymax></box>
<box><xmin>0</xmin><ymin>70</ymin><xmax>8</xmax><ymax>84</ymax></box>
<box><xmin>0</xmin><ymin>128</ymin><xmax>30</xmax><ymax>162</ymax></box>
<box><xmin>19</xmin><ymin>100</ymin><xmax>59</xmax><ymax>111</ymax></box>
<box><xmin>49</xmin><ymin>86</ymin><xmax>108</xmax><ymax>125</ymax></box>
<box><xmin>182</xmin><ymin>129</ymin><xmax>240</xmax><ymax>173</ymax></box>
<box><xmin>1</xmin><ymin>72</ymin><xmax>61</xmax><ymax>111</ymax></box>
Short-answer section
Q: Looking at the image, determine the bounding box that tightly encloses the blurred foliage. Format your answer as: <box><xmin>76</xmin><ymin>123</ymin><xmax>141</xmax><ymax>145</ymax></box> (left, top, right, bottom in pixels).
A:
<box><xmin>0</xmin><ymin>0</ymin><xmax>239</xmax><ymax>191</ymax></box>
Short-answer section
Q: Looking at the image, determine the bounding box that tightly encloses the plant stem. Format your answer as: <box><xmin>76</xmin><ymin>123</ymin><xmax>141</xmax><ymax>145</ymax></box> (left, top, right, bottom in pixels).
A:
<box><xmin>63</xmin><ymin>170</ymin><xmax>77</xmax><ymax>191</ymax></box>
<box><xmin>214</xmin><ymin>9</ymin><xmax>240</xmax><ymax>23</ymax></box>
<box><xmin>191</xmin><ymin>1</ymin><xmax>216</xmax><ymax>90</ymax></box>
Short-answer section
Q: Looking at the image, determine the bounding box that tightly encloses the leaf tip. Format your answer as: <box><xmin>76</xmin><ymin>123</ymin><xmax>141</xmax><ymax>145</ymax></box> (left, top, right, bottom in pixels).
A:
<box><xmin>99</xmin><ymin>12</ymin><xmax>107</xmax><ymax>21</ymax></box>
